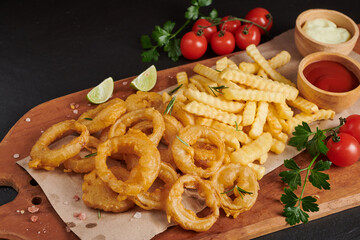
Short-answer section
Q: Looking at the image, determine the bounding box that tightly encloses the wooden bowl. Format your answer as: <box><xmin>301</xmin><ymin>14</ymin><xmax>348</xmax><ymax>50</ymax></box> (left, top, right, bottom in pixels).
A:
<box><xmin>297</xmin><ymin>52</ymin><xmax>360</xmax><ymax>113</ymax></box>
<box><xmin>295</xmin><ymin>9</ymin><xmax>359</xmax><ymax>56</ymax></box>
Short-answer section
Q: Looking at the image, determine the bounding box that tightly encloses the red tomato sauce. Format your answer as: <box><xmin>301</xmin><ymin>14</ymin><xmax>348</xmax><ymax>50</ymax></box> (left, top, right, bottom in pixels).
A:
<box><xmin>303</xmin><ymin>60</ymin><xmax>359</xmax><ymax>92</ymax></box>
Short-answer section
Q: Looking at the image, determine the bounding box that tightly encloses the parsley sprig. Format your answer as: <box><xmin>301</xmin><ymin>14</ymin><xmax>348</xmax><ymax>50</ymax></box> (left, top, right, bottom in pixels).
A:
<box><xmin>279</xmin><ymin>119</ymin><xmax>346</xmax><ymax>226</ymax></box>
<box><xmin>141</xmin><ymin>0</ymin><xmax>216</xmax><ymax>62</ymax></box>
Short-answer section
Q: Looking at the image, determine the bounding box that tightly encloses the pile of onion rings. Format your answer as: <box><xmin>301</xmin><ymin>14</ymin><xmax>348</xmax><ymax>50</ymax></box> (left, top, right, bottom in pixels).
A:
<box><xmin>28</xmin><ymin>88</ymin><xmax>262</xmax><ymax>232</ymax></box>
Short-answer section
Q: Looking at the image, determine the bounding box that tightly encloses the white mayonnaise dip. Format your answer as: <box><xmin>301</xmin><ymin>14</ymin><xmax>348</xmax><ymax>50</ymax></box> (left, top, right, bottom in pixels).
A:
<box><xmin>302</xmin><ymin>18</ymin><xmax>351</xmax><ymax>44</ymax></box>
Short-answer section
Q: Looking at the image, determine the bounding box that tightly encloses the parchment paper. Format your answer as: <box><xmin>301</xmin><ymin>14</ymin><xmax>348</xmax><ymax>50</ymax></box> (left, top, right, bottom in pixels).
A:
<box><xmin>17</xmin><ymin>29</ymin><xmax>360</xmax><ymax>240</ymax></box>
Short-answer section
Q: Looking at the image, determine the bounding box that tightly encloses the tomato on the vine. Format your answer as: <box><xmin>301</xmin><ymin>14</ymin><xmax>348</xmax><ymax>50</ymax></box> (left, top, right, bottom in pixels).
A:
<box><xmin>192</xmin><ymin>19</ymin><xmax>217</xmax><ymax>42</ymax></box>
<box><xmin>245</xmin><ymin>7</ymin><xmax>273</xmax><ymax>35</ymax></box>
<box><xmin>339</xmin><ymin>114</ymin><xmax>360</xmax><ymax>143</ymax></box>
<box><xmin>180</xmin><ymin>31</ymin><xmax>207</xmax><ymax>60</ymax></box>
<box><xmin>327</xmin><ymin>133</ymin><xmax>360</xmax><ymax>167</ymax></box>
<box><xmin>210</xmin><ymin>31</ymin><xmax>235</xmax><ymax>55</ymax></box>
<box><xmin>219</xmin><ymin>16</ymin><xmax>241</xmax><ymax>34</ymax></box>
<box><xmin>234</xmin><ymin>23</ymin><xmax>261</xmax><ymax>50</ymax></box>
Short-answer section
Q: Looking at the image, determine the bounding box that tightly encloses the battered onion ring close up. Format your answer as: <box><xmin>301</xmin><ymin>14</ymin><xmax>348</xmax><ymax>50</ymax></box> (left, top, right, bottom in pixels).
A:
<box><xmin>77</xmin><ymin>98</ymin><xmax>127</xmax><ymax>134</ymax></box>
<box><xmin>82</xmin><ymin>166</ymin><xmax>135</xmax><ymax>212</ymax></box>
<box><xmin>95</xmin><ymin>129</ymin><xmax>161</xmax><ymax>199</ymax></box>
<box><xmin>29</xmin><ymin>120</ymin><xmax>89</xmax><ymax>170</ymax></box>
<box><xmin>171</xmin><ymin>125</ymin><xmax>225</xmax><ymax>178</ymax></box>
<box><xmin>211</xmin><ymin>163</ymin><xmax>259</xmax><ymax>218</ymax></box>
<box><xmin>166</xmin><ymin>174</ymin><xmax>220</xmax><ymax>232</ymax></box>
<box><xmin>125</xmin><ymin>91</ymin><xmax>163</xmax><ymax>112</ymax></box>
<box><xmin>108</xmin><ymin>108</ymin><xmax>165</xmax><ymax>145</ymax></box>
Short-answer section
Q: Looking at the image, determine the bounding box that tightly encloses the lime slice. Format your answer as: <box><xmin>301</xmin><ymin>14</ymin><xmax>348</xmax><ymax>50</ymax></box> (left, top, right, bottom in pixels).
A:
<box><xmin>86</xmin><ymin>77</ymin><xmax>114</xmax><ymax>104</ymax></box>
<box><xmin>130</xmin><ymin>65</ymin><xmax>157</xmax><ymax>91</ymax></box>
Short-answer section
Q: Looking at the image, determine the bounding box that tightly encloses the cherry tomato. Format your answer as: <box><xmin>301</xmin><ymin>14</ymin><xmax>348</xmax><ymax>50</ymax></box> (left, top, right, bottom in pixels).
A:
<box><xmin>192</xmin><ymin>19</ymin><xmax>217</xmax><ymax>42</ymax></box>
<box><xmin>219</xmin><ymin>16</ymin><xmax>241</xmax><ymax>34</ymax></box>
<box><xmin>326</xmin><ymin>133</ymin><xmax>360</xmax><ymax>167</ymax></box>
<box><xmin>245</xmin><ymin>7</ymin><xmax>273</xmax><ymax>35</ymax></box>
<box><xmin>234</xmin><ymin>23</ymin><xmax>261</xmax><ymax>50</ymax></box>
<box><xmin>180</xmin><ymin>31</ymin><xmax>207</xmax><ymax>60</ymax></box>
<box><xmin>210</xmin><ymin>31</ymin><xmax>235</xmax><ymax>55</ymax></box>
<box><xmin>340</xmin><ymin>114</ymin><xmax>360</xmax><ymax>143</ymax></box>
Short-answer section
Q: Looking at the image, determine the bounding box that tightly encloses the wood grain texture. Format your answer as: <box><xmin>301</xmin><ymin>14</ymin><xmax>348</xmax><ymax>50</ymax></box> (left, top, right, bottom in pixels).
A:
<box><xmin>0</xmin><ymin>26</ymin><xmax>359</xmax><ymax>240</ymax></box>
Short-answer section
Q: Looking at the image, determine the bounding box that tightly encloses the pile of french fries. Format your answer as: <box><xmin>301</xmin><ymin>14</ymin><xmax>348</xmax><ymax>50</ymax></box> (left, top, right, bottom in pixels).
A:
<box><xmin>163</xmin><ymin>44</ymin><xmax>334</xmax><ymax>179</ymax></box>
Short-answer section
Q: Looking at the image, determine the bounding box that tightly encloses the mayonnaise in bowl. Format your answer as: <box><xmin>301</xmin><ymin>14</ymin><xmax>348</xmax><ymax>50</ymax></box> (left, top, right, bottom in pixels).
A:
<box><xmin>302</xmin><ymin>18</ymin><xmax>351</xmax><ymax>44</ymax></box>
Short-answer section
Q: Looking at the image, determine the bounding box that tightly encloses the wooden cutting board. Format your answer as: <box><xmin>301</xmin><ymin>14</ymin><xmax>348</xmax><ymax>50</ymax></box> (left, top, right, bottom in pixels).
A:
<box><xmin>1</xmin><ymin>26</ymin><xmax>360</xmax><ymax>240</ymax></box>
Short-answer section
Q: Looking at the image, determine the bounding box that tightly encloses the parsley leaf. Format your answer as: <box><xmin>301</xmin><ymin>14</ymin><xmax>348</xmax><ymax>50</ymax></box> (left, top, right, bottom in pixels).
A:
<box><xmin>141</xmin><ymin>47</ymin><xmax>160</xmax><ymax>62</ymax></box>
<box><xmin>279</xmin><ymin>159</ymin><xmax>302</xmax><ymax>190</ymax></box>
<box><xmin>301</xmin><ymin>196</ymin><xmax>319</xmax><ymax>212</ymax></box>
<box><xmin>280</xmin><ymin>188</ymin><xmax>298</xmax><ymax>207</ymax></box>
<box><xmin>309</xmin><ymin>160</ymin><xmax>331</xmax><ymax>190</ymax></box>
<box><xmin>164</xmin><ymin>38</ymin><xmax>181</xmax><ymax>61</ymax></box>
<box><xmin>288</xmin><ymin>121</ymin><xmax>312</xmax><ymax>151</ymax></box>
<box><xmin>283</xmin><ymin>206</ymin><xmax>309</xmax><ymax>225</ymax></box>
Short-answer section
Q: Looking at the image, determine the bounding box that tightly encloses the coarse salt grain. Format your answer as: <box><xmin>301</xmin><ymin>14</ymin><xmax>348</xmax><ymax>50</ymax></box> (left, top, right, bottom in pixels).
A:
<box><xmin>73</xmin><ymin>195</ymin><xmax>80</xmax><ymax>201</ymax></box>
<box><xmin>63</xmin><ymin>201</ymin><xmax>69</xmax><ymax>205</ymax></box>
<box><xmin>13</xmin><ymin>154</ymin><xmax>20</xmax><ymax>159</ymax></box>
<box><xmin>133</xmin><ymin>212</ymin><xmax>142</xmax><ymax>219</ymax></box>
<box><xmin>73</xmin><ymin>212</ymin><xmax>86</xmax><ymax>220</ymax></box>
<box><xmin>25</xmin><ymin>118</ymin><xmax>31</xmax><ymax>122</ymax></box>
<box><xmin>30</xmin><ymin>215</ymin><xmax>39</xmax><ymax>223</ymax></box>
<box><xmin>73</xmin><ymin>109</ymin><xmax>78</xmax><ymax>114</ymax></box>
<box><xmin>20</xmin><ymin>210</ymin><xmax>25</xmax><ymax>214</ymax></box>
<box><xmin>28</xmin><ymin>205</ymin><xmax>39</xmax><ymax>213</ymax></box>
<box><xmin>123</xmin><ymin>82</ymin><xmax>128</xmax><ymax>85</ymax></box>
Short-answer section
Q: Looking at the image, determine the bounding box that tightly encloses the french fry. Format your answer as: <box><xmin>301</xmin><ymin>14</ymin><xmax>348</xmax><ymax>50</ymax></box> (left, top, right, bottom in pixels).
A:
<box><xmin>270</xmin><ymin>138</ymin><xmax>286</xmax><ymax>154</ymax></box>
<box><xmin>246</xmin><ymin>44</ymin><xmax>295</xmax><ymax>86</ymax></box>
<box><xmin>184</xmin><ymin>88</ymin><xmax>245</xmax><ymax>113</ymax></box>
<box><xmin>183</xmin><ymin>101</ymin><xmax>242</xmax><ymax>126</ymax></box>
<box><xmin>238</xmin><ymin>50</ymin><xmax>291</xmax><ymax>74</ymax></box>
<box><xmin>274</xmin><ymin>102</ymin><xmax>294</xmax><ymax>120</ymax></box>
<box><xmin>195</xmin><ymin>116</ymin><xmax>213</xmax><ymax>126</ymax></box>
<box><xmin>190</xmin><ymin>74</ymin><xmax>218</xmax><ymax>95</ymax></box>
<box><xmin>247</xmin><ymin>163</ymin><xmax>265</xmax><ymax>180</ymax></box>
<box><xmin>268</xmin><ymin>50</ymin><xmax>291</xmax><ymax>69</ymax></box>
<box><xmin>287</xmin><ymin>109</ymin><xmax>335</xmax><ymax>134</ymax></box>
<box><xmin>188</xmin><ymin>76</ymin><xmax>207</xmax><ymax>92</ymax></box>
<box><xmin>239</xmin><ymin>62</ymin><xmax>259</xmax><ymax>74</ymax></box>
<box><xmin>287</xmin><ymin>96</ymin><xmax>319</xmax><ymax>114</ymax></box>
<box><xmin>249</xmin><ymin>101</ymin><xmax>269</xmax><ymax>139</ymax></box>
<box><xmin>257</xmin><ymin>153</ymin><xmax>268</xmax><ymax>164</ymax></box>
<box><xmin>210</xmin><ymin>120</ymin><xmax>251</xmax><ymax>145</ymax></box>
<box><xmin>220</xmin><ymin>68</ymin><xmax>298</xmax><ymax>100</ymax></box>
<box><xmin>266</xmin><ymin>104</ymin><xmax>282</xmax><ymax>136</ymax></box>
<box><xmin>257</xmin><ymin>68</ymin><xmax>268</xmax><ymax>79</ymax></box>
<box><xmin>171</xmin><ymin>101</ymin><xmax>195</xmax><ymax>126</ymax></box>
<box><xmin>216</xmin><ymin>57</ymin><xmax>229</xmax><ymax>72</ymax></box>
<box><xmin>176</xmin><ymin>71</ymin><xmax>188</xmax><ymax>86</ymax></box>
<box><xmin>223</xmin><ymin>88</ymin><xmax>286</xmax><ymax>103</ymax></box>
<box><xmin>193</xmin><ymin>63</ymin><xmax>243</xmax><ymax>90</ymax></box>
<box><xmin>242</xmin><ymin>101</ymin><xmax>257</xmax><ymax>126</ymax></box>
<box><xmin>230</xmin><ymin>132</ymin><xmax>272</xmax><ymax>165</ymax></box>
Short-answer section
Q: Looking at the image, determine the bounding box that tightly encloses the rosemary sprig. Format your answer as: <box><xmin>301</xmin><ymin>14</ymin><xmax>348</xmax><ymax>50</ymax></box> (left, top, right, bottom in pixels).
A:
<box><xmin>164</xmin><ymin>96</ymin><xmax>176</xmax><ymax>115</ymax></box>
<box><xmin>208</xmin><ymin>85</ymin><xmax>228</xmax><ymax>96</ymax></box>
<box><xmin>176</xmin><ymin>135</ymin><xmax>190</xmax><ymax>147</ymax></box>
<box><xmin>84</xmin><ymin>152</ymin><xmax>97</xmax><ymax>158</ymax></box>
<box><xmin>168</xmin><ymin>84</ymin><xmax>183</xmax><ymax>95</ymax></box>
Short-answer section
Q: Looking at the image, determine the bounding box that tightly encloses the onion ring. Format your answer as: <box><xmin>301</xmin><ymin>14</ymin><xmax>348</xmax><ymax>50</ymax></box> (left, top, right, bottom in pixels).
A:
<box><xmin>166</xmin><ymin>174</ymin><xmax>220</xmax><ymax>232</ymax></box>
<box><xmin>63</xmin><ymin>136</ymin><xmax>101</xmax><ymax>173</ymax></box>
<box><xmin>171</xmin><ymin>125</ymin><xmax>225</xmax><ymax>178</ymax></box>
<box><xmin>211</xmin><ymin>163</ymin><xmax>259</xmax><ymax>218</ymax></box>
<box><xmin>131</xmin><ymin>162</ymin><xmax>178</xmax><ymax>210</ymax></box>
<box><xmin>162</xmin><ymin>114</ymin><xmax>183</xmax><ymax>145</ymax></box>
<box><xmin>29</xmin><ymin>120</ymin><xmax>89</xmax><ymax>170</ymax></box>
<box><xmin>95</xmin><ymin>129</ymin><xmax>161</xmax><ymax>199</ymax></box>
<box><xmin>77</xmin><ymin>98</ymin><xmax>126</xmax><ymax>134</ymax></box>
<box><xmin>82</xmin><ymin>166</ymin><xmax>134</xmax><ymax>212</ymax></box>
<box><xmin>125</xmin><ymin>91</ymin><xmax>163</xmax><ymax>112</ymax></box>
<box><xmin>108</xmin><ymin>108</ymin><xmax>165</xmax><ymax>145</ymax></box>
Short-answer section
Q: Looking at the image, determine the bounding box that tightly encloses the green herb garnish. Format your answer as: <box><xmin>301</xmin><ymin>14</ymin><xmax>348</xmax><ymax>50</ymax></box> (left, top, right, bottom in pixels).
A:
<box><xmin>208</xmin><ymin>85</ymin><xmax>228</xmax><ymax>96</ymax></box>
<box><xmin>168</xmin><ymin>84</ymin><xmax>183</xmax><ymax>95</ymax></box>
<box><xmin>176</xmin><ymin>135</ymin><xmax>190</xmax><ymax>147</ymax></box>
<box><xmin>164</xmin><ymin>96</ymin><xmax>176</xmax><ymax>115</ymax></box>
<box><xmin>84</xmin><ymin>118</ymin><xmax>93</xmax><ymax>121</ymax></box>
<box><xmin>140</xmin><ymin>0</ymin><xmax>216</xmax><ymax>62</ymax></box>
<box><xmin>279</xmin><ymin>119</ymin><xmax>347</xmax><ymax>226</ymax></box>
<box><xmin>222</xmin><ymin>185</ymin><xmax>253</xmax><ymax>199</ymax></box>
<box><xmin>84</xmin><ymin>152</ymin><xmax>97</xmax><ymax>158</ymax></box>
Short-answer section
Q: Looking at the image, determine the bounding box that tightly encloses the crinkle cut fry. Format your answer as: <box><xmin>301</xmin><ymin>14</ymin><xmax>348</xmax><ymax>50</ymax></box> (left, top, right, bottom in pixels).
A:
<box><xmin>219</xmin><ymin>68</ymin><xmax>298</xmax><ymax>100</ymax></box>
<box><xmin>222</xmin><ymin>88</ymin><xmax>286</xmax><ymax>103</ymax></box>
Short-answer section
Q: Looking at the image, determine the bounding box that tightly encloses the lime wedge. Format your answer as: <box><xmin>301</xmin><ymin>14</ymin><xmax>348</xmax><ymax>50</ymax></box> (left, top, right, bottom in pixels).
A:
<box><xmin>130</xmin><ymin>65</ymin><xmax>157</xmax><ymax>91</ymax></box>
<box><xmin>86</xmin><ymin>77</ymin><xmax>114</xmax><ymax>104</ymax></box>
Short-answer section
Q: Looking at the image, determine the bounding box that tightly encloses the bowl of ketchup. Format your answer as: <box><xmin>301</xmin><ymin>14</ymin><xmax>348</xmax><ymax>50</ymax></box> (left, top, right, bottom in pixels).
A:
<box><xmin>297</xmin><ymin>51</ymin><xmax>360</xmax><ymax>112</ymax></box>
